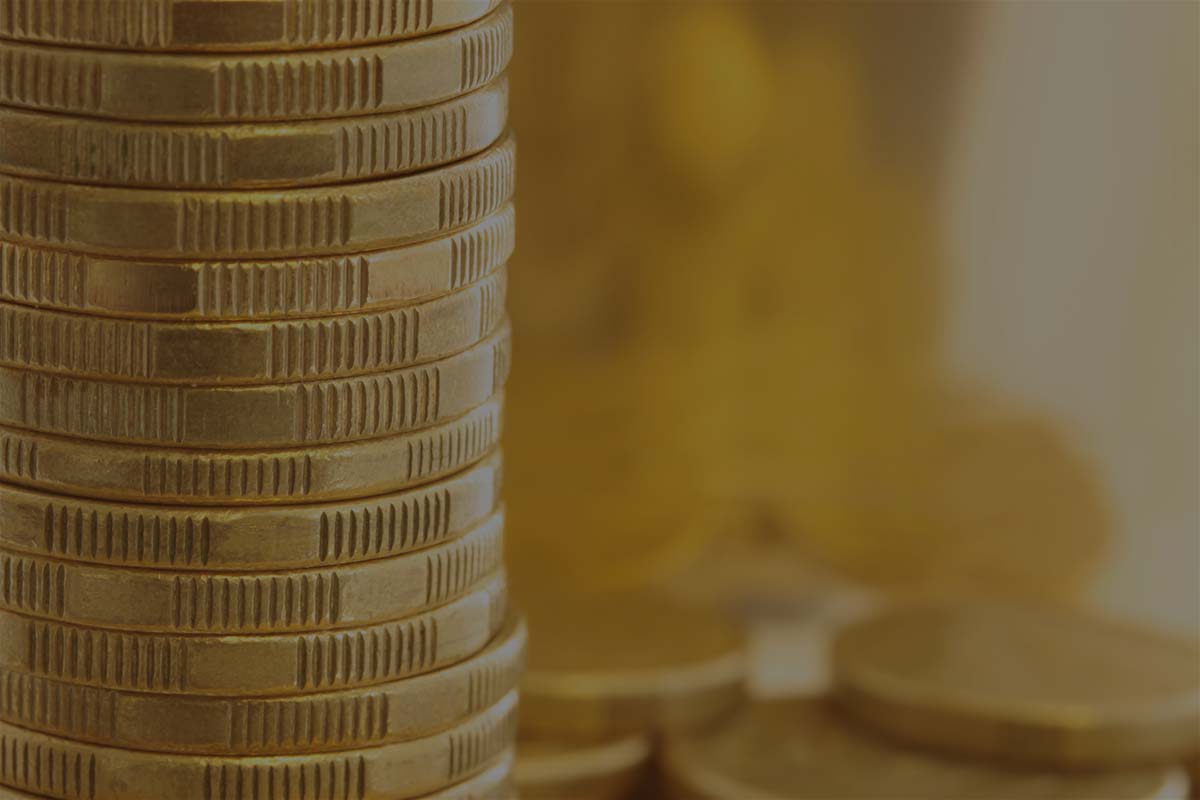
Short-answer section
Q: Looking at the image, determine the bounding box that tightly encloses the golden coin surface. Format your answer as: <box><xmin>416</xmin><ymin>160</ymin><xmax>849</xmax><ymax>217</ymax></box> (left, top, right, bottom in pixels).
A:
<box><xmin>0</xmin><ymin>134</ymin><xmax>513</xmax><ymax>258</ymax></box>
<box><xmin>0</xmin><ymin>613</ymin><xmax>525</xmax><ymax>754</ymax></box>
<box><xmin>0</xmin><ymin>690</ymin><xmax>516</xmax><ymax>800</ymax></box>
<box><xmin>0</xmin><ymin>5</ymin><xmax>511</xmax><ymax>122</ymax></box>
<box><xmin>0</xmin><ymin>394</ymin><xmax>501</xmax><ymax>504</ymax></box>
<box><xmin>0</xmin><ymin>0</ymin><xmax>502</xmax><ymax>52</ymax></box>
<box><xmin>424</xmin><ymin>750</ymin><xmax>516</xmax><ymax>800</ymax></box>
<box><xmin>519</xmin><ymin>587</ymin><xmax>745</xmax><ymax>736</ymax></box>
<box><xmin>0</xmin><ymin>270</ymin><xmax>505</xmax><ymax>384</ymax></box>
<box><xmin>0</xmin><ymin>324</ymin><xmax>510</xmax><ymax>448</ymax></box>
<box><xmin>0</xmin><ymin>570</ymin><xmax>507</xmax><ymax>696</ymax></box>
<box><xmin>834</xmin><ymin>604</ymin><xmax>1200</xmax><ymax>767</ymax></box>
<box><xmin>0</xmin><ymin>204</ymin><xmax>514</xmax><ymax>321</ymax></box>
<box><xmin>0</xmin><ymin>509</ymin><xmax>502</xmax><ymax>633</ymax></box>
<box><xmin>516</xmin><ymin>733</ymin><xmax>652</xmax><ymax>800</ymax></box>
<box><xmin>663</xmin><ymin>700</ymin><xmax>1189</xmax><ymax>800</ymax></box>
<box><xmin>0</xmin><ymin>78</ymin><xmax>508</xmax><ymax>189</ymax></box>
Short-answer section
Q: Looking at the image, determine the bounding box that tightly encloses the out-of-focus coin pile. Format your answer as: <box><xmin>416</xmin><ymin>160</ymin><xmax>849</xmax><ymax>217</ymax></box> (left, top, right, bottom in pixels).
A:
<box><xmin>0</xmin><ymin>2</ymin><xmax>518</xmax><ymax>798</ymax></box>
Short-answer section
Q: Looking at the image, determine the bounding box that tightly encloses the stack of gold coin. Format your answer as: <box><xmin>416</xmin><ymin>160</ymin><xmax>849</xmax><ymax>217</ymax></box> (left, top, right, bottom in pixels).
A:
<box><xmin>514</xmin><ymin>586</ymin><xmax>747</xmax><ymax>799</ymax></box>
<box><xmin>0</xmin><ymin>3</ymin><xmax>518</xmax><ymax>798</ymax></box>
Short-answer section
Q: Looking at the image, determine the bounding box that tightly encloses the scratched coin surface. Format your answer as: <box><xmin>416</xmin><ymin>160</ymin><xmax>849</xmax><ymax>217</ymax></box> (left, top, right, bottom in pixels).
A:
<box><xmin>0</xmin><ymin>323</ymin><xmax>510</xmax><ymax>448</ymax></box>
<box><xmin>0</xmin><ymin>271</ymin><xmax>505</xmax><ymax>384</ymax></box>
<box><xmin>0</xmin><ymin>452</ymin><xmax>501</xmax><ymax>571</ymax></box>
<box><xmin>0</xmin><ymin>690</ymin><xmax>517</xmax><ymax>800</ymax></box>
<box><xmin>0</xmin><ymin>613</ymin><xmax>525</xmax><ymax>754</ymax></box>
<box><xmin>0</xmin><ymin>134</ymin><xmax>513</xmax><ymax>258</ymax></box>
<box><xmin>663</xmin><ymin>700</ymin><xmax>1189</xmax><ymax>800</ymax></box>
<box><xmin>516</xmin><ymin>733</ymin><xmax>652</xmax><ymax>800</ymax></box>
<box><xmin>0</xmin><ymin>509</ymin><xmax>502</xmax><ymax>633</ymax></box>
<box><xmin>833</xmin><ymin>603</ymin><xmax>1200</xmax><ymax>767</ymax></box>
<box><xmin>0</xmin><ymin>0</ymin><xmax>502</xmax><ymax>52</ymax></box>
<box><xmin>0</xmin><ymin>570</ymin><xmax>507</xmax><ymax>696</ymax></box>
<box><xmin>0</xmin><ymin>5</ymin><xmax>511</xmax><ymax>122</ymax></box>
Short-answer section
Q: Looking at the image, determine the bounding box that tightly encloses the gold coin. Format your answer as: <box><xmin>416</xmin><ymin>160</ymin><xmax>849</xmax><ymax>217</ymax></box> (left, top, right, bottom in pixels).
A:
<box><xmin>425</xmin><ymin>750</ymin><xmax>516</xmax><ymax>800</ymax></box>
<box><xmin>519</xmin><ymin>587</ymin><xmax>745</xmax><ymax>736</ymax></box>
<box><xmin>515</xmin><ymin>734</ymin><xmax>652</xmax><ymax>800</ymax></box>
<box><xmin>0</xmin><ymin>5</ymin><xmax>511</xmax><ymax>122</ymax></box>
<box><xmin>0</xmin><ymin>570</ymin><xmax>506</xmax><ymax>696</ymax></box>
<box><xmin>0</xmin><ymin>324</ymin><xmax>509</xmax><ymax>448</ymax></box>
<box><xmin>663</xmin><ymin>699</ymin><xmax>1189</xmax><ymax>800</ymax></box>
<box><xmin>0</xmin><ymin>0</ymin><xmax>503</xmax><ymax>52</ymax></box>
<box><xmin>0</xmin><ymin>271</ymin><xmax>505</xmax><ymax>384</ymax></box>
<box><xmin>0</xmin><ymin>612</ymin><xmax>524</xmax><ymax>754</ymax></box>
<box><xmin>0</xmin><ymin>689</ymin><xmax>516</xmax><ymax>800</ymax></box>
<box><xmin>0</xmin><ymin>204</ymin><xmax>513</xmax><ymax>321</ymax></box>
<box><xmin>833</xmin><ymin>604</ymin><xmax>1200</xmax><ymax>767</ymax></box>
<box><xmin>0</xmin><ymin>451</ymin><xmax>500</xmax><ymax>571</ymax></box>
<box><xmin>0</xmin><ymin>134</ymin><xmax>513</xmax><ymax>258</ymax></box>
<box><xmin>0</xmin><ymin>508</ymin><xmax>502</xmax><ymax>633</ymax></box>
<box><xmin>0</xmin><ymin>393</ymin><xmax>501</xmax><ymax>504</ymax></box>
<box><xmin>0</xmin><ymin>77</ymin><xmax>507</xmax><ymax>189</ymax></box>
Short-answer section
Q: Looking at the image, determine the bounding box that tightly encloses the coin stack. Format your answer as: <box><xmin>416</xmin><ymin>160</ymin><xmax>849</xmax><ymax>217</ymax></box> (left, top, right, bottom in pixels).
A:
<box><xmin>0</xmin><ymin>3</ymin><xmax>518</xmax><ymax>798</ymax></box>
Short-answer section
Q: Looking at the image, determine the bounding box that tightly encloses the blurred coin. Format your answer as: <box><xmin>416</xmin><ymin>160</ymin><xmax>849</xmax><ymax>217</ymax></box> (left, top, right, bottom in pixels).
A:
<box><xmin>0</xmin><ymin>690</ymin><xmax>516</xmax><ymax>800</ymax></box>
<box><xmin>516</xmin><ymin>733</ymin><xmax>652</xmax><ymax>800</ymax></box>
<box><xmin>0</xmin><ymin>570</ymin><xmax>507</xmax><ymax>695</ymax></box>
<box><xmin>0</xmin><ymin>451</ymin><xmax>501</xmax><ymax>571</ymax></box>
<box><xmin>0</xmin><ymin>613</ymin><xmax>524</xmax><ymax>754</ymax></box>
<box><xmin>519</xmin><ymin>587</ymin><xmax>745</xmax><ymax>737</ymax></box>
<box><xmin>0</xmin><ymin>0</ymin><xmax>502</xmax><ymax>52</ymax></box>
<box><xmin>0</xmin><ymin>324</ymin><xmax>509</xmax><ymax>448</ymax></box>
<box><xmin>0</xmin><ymin>393</ymin><xmax>501</xmax><ymax>504</ymax></box>
<box><xmin>663</xmin><ymin>699</ymin><xmax>1189</xmax><ymax>800</ymax></box>
<box><xmin>0</xmin><ymin>78</ymin><xmax>507</xmax><ymax>189</ymax></box>
<box><xmin>0</xmin><ymin>205</ymin><xmax>513</xmax><ymax>321</ymax></box>
<box><xmin>0</xmin><ymin>6</ymin><xmax>510</xmax><ymax>122</ymax></box>
<box><xmin>0</xmin><ymin>272</ymin><xmax>505</xmax><ymax>384</ymax></box>
<box><xmin>834</xmin><ymin>604</ymin><xmax>1200</xmax><ymax>767</ymax></box>
<box><xmin>0</xmin><ymin>135</ymin><xmax>513</xmax><ymax>258</ymax></box>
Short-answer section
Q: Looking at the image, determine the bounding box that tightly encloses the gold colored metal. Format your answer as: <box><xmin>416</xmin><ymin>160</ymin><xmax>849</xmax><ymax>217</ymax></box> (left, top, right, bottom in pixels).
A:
<box><xmin>0</xmin><ymin>613</ymin><xmax>525</xmax><ymax>754</ymax></box>
<box><xmin>0</xmin><ymin>509</ymin><xmax>503</xmax><ymax>633</ymax></box>
<box><xmin>0</xmin><ymin>0</ymin><xmax>503</xmax><ymax>52</ymax></box>
<box><xmin>0</xmin><ymin>5</ymin><xmax>511</xmax><ymax>122</ymax></box>
<box><xmin>0</xmin><ymin>134</ymin><xmax>513</xmax><ymax>258</ymax></box>
<box><xmin>833</xmin><ymin>604</ymin><xmax>1200</xmax><ymax>768</ymax></box>
<box><xmin>0</xmin><ymin>324</ymin><xmax>510</xmax><ymax>448</ymax></box>
<box><xmin>0</xmin><ymin>690</ymin><xmax>517</xmax><ymax>800</ymax></box>
<box><xmin>0</xmin><ymin>78</ymin><xmax>508</xmax><ymax>189</ymax></box>
<box><xmin>519</xmin><ymin>588</ymin><xmax>746</xmax><ymax>737</ymax></box>
<box><xmin>515</xmin><ymin>734</ymin><xmax>652</xmax><ymax>800</ymax></box>
<box><xmin>0</xmin><ymin>570</ymin><xmax>507</xmax><ymax>696</ymax></box>
<box><xmin>0</xmin><ymin>205</ymin><xmax>514</xmax><ymax>321</ymax></box>
<box><xmin>0</xmin><ymin>271</ymin><xmax>505</xmax><ymax>384</ymax></box>
<box><xmin>0</xmin><ymin>452</ymin><xmax>501</xmax><ymax>571</ymax></box>
<box><xmin>423</xmin><ymin>750</ymin><xmax>516</xmax><ymax>800</ymax></box>
<box><xmin>663</xmin><ymin>700</ymin><xmax>1190</xmax><ymax>800</ymax></box>
<box><xmin>0</xmin><ymin>394</ymin><xmax>502</xmax><ymax>504</ymax></box>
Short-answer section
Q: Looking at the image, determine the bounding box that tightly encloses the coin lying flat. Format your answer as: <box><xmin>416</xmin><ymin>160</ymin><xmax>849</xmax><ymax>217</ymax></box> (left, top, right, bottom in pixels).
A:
<box><xmin>0</xmin><ymin>324</ymin><xmax>510</xmax><ymax>448</ymax></box>
<box><xmin>0</xmin><ymin>204</ymin><xmax>514</xmax><ymax>321</ymax></box>
<box><xmin>515</xmin><ymin>734</ymin><xmax>652</xmax><ymax>800</ymax></box>
<box><xmin>426</xmin><ymin>750</ymin><xmax>516</xmax><ymax>800</ymax></box>
<box><xmin>0</xmin><ymin>134</ymin><xmax>513</xmax><ymax>258</ymax></box>
<box><xmin>833</xmin><ymin>604</ymin><xmax>1200</xmax><ymax>767</ymax></box>
<box><xmin>0</xmin><ymin>5</ymin><xmax>511</xmax><ymax>122</ymax></box>
<box><xmin>0</xmin><ymin>271</ymin><xmax>506</xmax><ymax>384</ymax></box>
<box><xmin>0</xmin><ymin>77</ymin><xmax>508</xmax><ymax>189</ymax></box>
<box><xmin>0</xmin><ymin>452</ymin><xmax>501</xmax><ymax>571</ymax></box>
<box><xmin>663</xmin><ymin>700</ymin><xmax>1189</xmax><ymax>800</ymax></box>
<box><xmin>0</xmin><ymin>612</ymin><xmax>524</xmax><ymax>754</ymax></box>
<box><xmin>0</xmin><ymin>689</ymin><xmax>516</xmax><ymax>800</ymax></box>
<box><xmin>0</xmin><ymin>509</ymin><xmax>502</xmax><ymax>633</ymax></box>
<box><xmin>0</xmin><ymin>394</ymin><xmax>502</xmax><ymax>504</ymax></box>
<box><xmin>0</xmin><ymin>570</ymin><xmax>507</xmax><ymax>696</ymax></box>
<box><xmin>0</xmin><ymin>0</ymin><xmax>502</xmax><ymax>53</ymax></box>
<box><xmin>519</xmin><ymin>587</ymin><xmax>746</xmax><ymax>736</ymax></box>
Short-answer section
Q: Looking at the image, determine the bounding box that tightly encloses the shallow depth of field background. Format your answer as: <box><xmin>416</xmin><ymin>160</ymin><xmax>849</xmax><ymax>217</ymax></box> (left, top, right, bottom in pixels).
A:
<box><xmin>502</xmin><ymin>2</ymin><xmax>1198</xmax><ymax>637</ymax></box>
